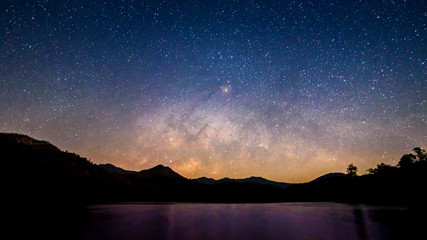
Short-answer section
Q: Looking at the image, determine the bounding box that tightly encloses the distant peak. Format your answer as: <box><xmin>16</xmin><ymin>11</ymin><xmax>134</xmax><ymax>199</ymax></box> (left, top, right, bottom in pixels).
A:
<box><xmin>311</xmin><ymin>172</ymin><xmax>346</xmax><ymax>182</ymax></box>
<box><xmin>198</xmin><ymin>177</ymin><xmax>214</xmax><ymax>180</ymax></box>
<box><xmin>153</xmin><ymin>164</ymin><xmax>167</xmax><ymax>169</ymax></box>
<box><xmin>248</xmin><ymin>176</ymin><xmax>265</xmax><ymax>180</ymax></box>
<box><xmin>0</xmin><ymin>132</ymin><xmax>58</xmax><ymax>150</ymax></box>
<box><xmin>98</xmin><ymin>163</ymin><xmax>136</xmax><ymax>175</ymax></box>
<box><xmin>150</xmin><ymin>164</ymin><xmax>172</xmax><ymax>171</ymax></box>
<box><xmin>138</xmin><ymin>164</ymin><xmax>183</xmax><ymax>178</ymax></box>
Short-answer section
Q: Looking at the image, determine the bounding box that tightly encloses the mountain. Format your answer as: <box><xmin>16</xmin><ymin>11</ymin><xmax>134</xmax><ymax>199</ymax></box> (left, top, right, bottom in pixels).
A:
<box><xmin>284</xmin><ymin>168</ymin><xmax>427</xmax><ymax>205</ymax></box>
<box><xmin>194</xmin><ymin>177</ymin><xmax>217</xmax><ymax>184</ymax></box>
<box><xmin>98</xmin><ymin>163</ymin><xmax>136</xmax><ymax>175</ymax></box>
<box><xmin>137</xmin><ymin>164</ymin><xmax>184</xmax><ymax>179</ymax></box>
<box><xmin>4</xmin><ymin>132</ymin><xmax>425</xmax><ymax>206</ymax></box>
<box><xmin>0</xmin><ymin>132</ymin><xmax>59</xmax><ymax>151</ymax></box>
<box><xmin>99</xmin><ymin>163</ymin><xmax>185</xmax><ymax>179</ymax></box>
<box><xmin>310</xmin><ymin>172</ymin><xmax>346</xmax><ymax>182</ymax></box>
<box><xmin>1</xmin><ymin>133</ymin><xmax>122</xmax><ymax>205</ymax></box>
<box><xmin>195</xmin><ymin>176</ymin><xmax>289</xmax><ymax>189</ymax></box>
<box><xmin>1</xmin><ymin>133</ymin><xmax>287</xmax><ymax>204</ymax></box>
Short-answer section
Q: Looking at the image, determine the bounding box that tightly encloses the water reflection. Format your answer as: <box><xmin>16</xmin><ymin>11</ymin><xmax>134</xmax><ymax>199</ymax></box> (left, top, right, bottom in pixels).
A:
<box><xmin>17</xmin><ymin>203</ymin><xmax>424</xmax><ymax>240</ymax></box>
<box><xmin>355</xmin><ymin>207</ymin><xmax>372</xmax><ymax>240</ymax></box>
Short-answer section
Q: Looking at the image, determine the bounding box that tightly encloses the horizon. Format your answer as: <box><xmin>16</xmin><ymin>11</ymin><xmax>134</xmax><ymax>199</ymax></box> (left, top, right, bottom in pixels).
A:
<box><xmin>1</xmin><ymin>1</ymin><xmax>425</xmax><ymax>183</ymax></box>
<box><xmin>100</xmin><ymin>161</ymin><xmax>346</xmax><ymax>183</ymax></box>
<box><xmin>1</xmin><ymin>131</ymin><xmax>419</xmax><ymax>184</ymax></box>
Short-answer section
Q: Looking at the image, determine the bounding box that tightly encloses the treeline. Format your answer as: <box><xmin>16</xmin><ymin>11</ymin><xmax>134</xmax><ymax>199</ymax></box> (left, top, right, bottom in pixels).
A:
<box><xmin>1</xmin><ymin>133</ymin><xmax>287</xmax><ymax>205</ymax></box>
<box><xmin>285</xmin><ymin>147</ymin><xmax>427</xmax><ymax>206</ymax></box>
<box><xmin>2</xmin><ymin>132</ymin><xmax>426</xmax><ymax>206</ymax></box>
<box><xmin>347</xmin><ymin>147</ymin><xmax>427</xmax><ymax>177</ymax></box>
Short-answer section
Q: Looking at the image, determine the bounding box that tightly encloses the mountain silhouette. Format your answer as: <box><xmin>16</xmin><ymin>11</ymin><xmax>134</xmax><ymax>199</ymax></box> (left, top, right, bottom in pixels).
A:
<box><xmin>195</xmin><ymin>176</ymin><xmax>289</xmax><ymax>189</ymax></box>
<box><xmin>310</xmin><ymin>172</ymin><xmax>346</xmax><ymax>182</ymax></box>
<box><xmin>1</xmin><ymin>133</ymin><xmax>287</xmax><ymax>204</ymax></box>
<box><xmin>3</xmin><ymin>132</ymin><xmax>426</xmax><ymax>206</ymax></box>
<box><xmin>1</xmin><ymin>133</ymin><xmax>120</xmax><ymax>205</ymax></box>
<box><xmin>137</xmin><ymin>164</ymin><xmax>185</xmax><ymax>179</ymax></box>
<box><xmin>194</xmin><ymin>176</ymin><xmax>217</xmax><ymax>184</ymax></box>
<box><xmin>98</xmin><ymin>163</ymin><xmax>136</xmax><ymax>175</ymax></box>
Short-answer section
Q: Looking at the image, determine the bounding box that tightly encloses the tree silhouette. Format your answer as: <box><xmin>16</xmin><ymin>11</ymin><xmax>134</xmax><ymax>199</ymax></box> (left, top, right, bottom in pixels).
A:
<box><xmin>397</xmin><ymin>148</ymin><xmax>426</xmax><ymax>169</ymax></box>
<box><xmin>413</xmin><ymin>147</ymin><xmax>426</xmax><ymax>162</ymax></box>
<box><xmin>367</xmin><ymin>163</ymin><xmax>394</xmax><ymax>175</ymax></box>
<box><xmin>398</xmin><ymin>154</ymin><xmax>416</xmax><ymax>169</ymax></box>
<box><xmin>347</xmin><ymin>164</ymin><xmax>358</xmax><ymax>177</ymax></box>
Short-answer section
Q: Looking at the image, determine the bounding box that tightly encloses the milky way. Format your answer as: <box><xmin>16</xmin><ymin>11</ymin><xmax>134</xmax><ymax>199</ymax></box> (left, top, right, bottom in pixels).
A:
<box><xmin>1</xmin><ymin>0</ymin><xmax>425</xmax><ymax>182</ymax></box>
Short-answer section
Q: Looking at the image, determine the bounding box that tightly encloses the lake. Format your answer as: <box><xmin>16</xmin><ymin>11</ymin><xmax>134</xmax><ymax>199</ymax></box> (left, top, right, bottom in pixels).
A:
<box><xmin>18</xmin><ymin>202</ymin><xmax>424</xmax><ymax>240</ymax></box>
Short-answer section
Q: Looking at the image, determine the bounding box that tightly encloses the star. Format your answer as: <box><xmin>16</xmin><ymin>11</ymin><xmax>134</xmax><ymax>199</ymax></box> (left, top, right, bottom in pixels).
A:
<box><xmin>0</xmin><ymin>0</ymin><xmax>425</xmax><ymax>182</ymax></box>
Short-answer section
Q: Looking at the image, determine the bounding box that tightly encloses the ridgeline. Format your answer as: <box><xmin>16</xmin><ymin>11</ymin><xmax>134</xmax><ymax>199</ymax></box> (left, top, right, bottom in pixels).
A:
<box><xmin>2</xmin><ymin>133</ymin><xmax>426</xmax><ymax>206</ymax></box>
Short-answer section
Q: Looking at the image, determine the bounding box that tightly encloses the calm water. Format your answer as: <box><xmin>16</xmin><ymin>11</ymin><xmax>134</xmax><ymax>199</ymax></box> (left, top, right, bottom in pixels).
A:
<box><xmin>17</xmin><ymin>203</ymin><xmax>424</xmax><ymax>240</ymax></box>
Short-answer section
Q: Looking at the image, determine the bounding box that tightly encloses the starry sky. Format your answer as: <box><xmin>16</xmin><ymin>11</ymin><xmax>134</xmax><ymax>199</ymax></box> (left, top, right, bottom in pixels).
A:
<box><xmin>1</xmin><ymin>0</ymin><xmax>426</xmax><ymax>182</ymax></box>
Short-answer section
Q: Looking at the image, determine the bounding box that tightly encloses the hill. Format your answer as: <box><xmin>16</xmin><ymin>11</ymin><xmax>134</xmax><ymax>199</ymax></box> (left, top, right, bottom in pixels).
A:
<box><xmin>1</xmin><ymin>133</ymin><xmax>122</xmax><ymax>205</ymax></box>
<box><xmin>98</xmin><ymin>163</ymin><xmax>136</xmax><ymax>175</ymax></box>
<box><xmin>195</xmin><ymin>176</ymin><xmax>290</xmax><ymax>189</ymax></box>
<box><xmin>1</xmin><ymin>133</ymin><xmax>287</xmax><ymax>204</ymax></box>
<box><xmin>284</xmin><ymin>165</ymin><xmax>427</xmax><ymax>205</ymax></box>
<box><xmin>310</xmin><ymin>172</ymin><xmax>346</xmax><ymax>182</ymax></box>
<box><xmin>3</xmin><ymin>132</ymin><xmax>425</xmax><ymax>206</ymax></box>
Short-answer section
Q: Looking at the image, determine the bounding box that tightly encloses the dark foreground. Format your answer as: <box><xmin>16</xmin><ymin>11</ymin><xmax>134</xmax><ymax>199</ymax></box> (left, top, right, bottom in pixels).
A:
<box><xmin>3</xmin><ymin>133</ymin><xmax>426</xmax><ymax>239</ymax></box>
<box><xmin>9</xmin><ymin>203</ymin><xmax>426</xmax><ymax>240</ymax></box>
<box><xmin>2</xmin><ymin>133</ymin><xmax>427</xmax><ymax>206</ymax></box>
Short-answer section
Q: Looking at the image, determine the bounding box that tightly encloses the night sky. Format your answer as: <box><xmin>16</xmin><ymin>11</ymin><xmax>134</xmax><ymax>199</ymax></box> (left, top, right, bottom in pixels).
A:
<box><xmin>1</xmin><ymin>0</ymin><xmax>425</xmax><ymax>182</ymax></box>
